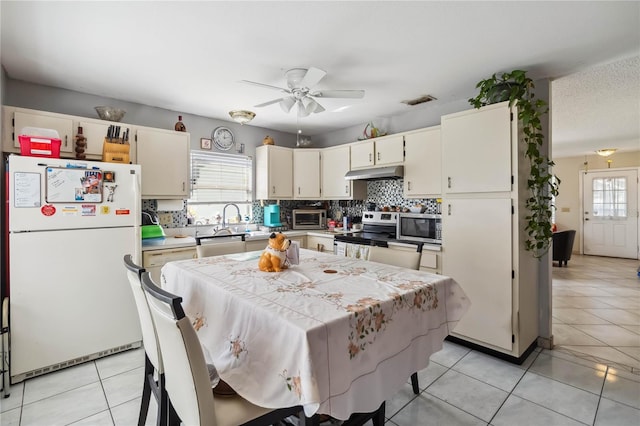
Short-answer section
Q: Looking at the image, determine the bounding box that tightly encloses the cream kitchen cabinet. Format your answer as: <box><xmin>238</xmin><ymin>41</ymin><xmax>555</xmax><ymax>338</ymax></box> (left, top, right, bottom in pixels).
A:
<box><xmin>136</xmin><ymin>127</ymin><xmax>190</xmax><ymax>199</ymax></box>
<box><xmin>256</xmin><ymin>145</ymin><xmax>293</xmax><ymax>200</ymax></box>
<box><xmin>321</xmin><ymin>145</ymin><xmax>366</xmax><ymax>200</ymax></box>
<box><xmin>246</xmin><ymin>235</ymin><xmax>306</xmax><ymax>252</ymax></box>
<box><xmin>3</xmin><ymin>107</ymin><xmax>74</xmax><ymax>154</ymax></box>
<box><xmin>403</xmin><ymin>126</ymin><xmax>441</xmax><ymax>198</ymax></box>
<box><xmin>78</xmin><ymin>120</ymin><xmax>134</xmax><ymax>159</ymax></box>
<box><xmin>442</xmin><ymin>101</ymin><xmax>512</xmax><ymax>194</ymax></box>
<box><xmin>293</xmin><ymin>149</ymin><xmax>321</xmax><ymax>199</ymax></box>
<box><xmin>306</xmin><ymin>234</ymin><xmax>334</xmax><ymax>253</ymax></box>
<box><xmin>350</xmin><ymin>134</ymin><xmax>404</xmax><ymax>169</ymax></box>
<box><xmin>441</xmin><ymin>102</ymin><xmax>538</xmax><ymax>363</ymax></box>
<box><xmin>143</xmin><ymin>247</ymin><xmax>197</xmax><ymax>283</ymax></box>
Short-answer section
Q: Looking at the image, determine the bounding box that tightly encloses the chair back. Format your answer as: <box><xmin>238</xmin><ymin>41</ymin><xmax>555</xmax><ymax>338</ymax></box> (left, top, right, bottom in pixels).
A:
<box><xmin>141</xmin><ymin>272</ymin><xmax>216</xmax><ymax>426</ymax></box>
<box><xmin>196</xmin><ymin>234</ymin><xmax>247</xmax><ymax>258</ymax></box>
<box><xmin>123</xmin><ymin>254</ymin><xmax>162</xmax><ymax>373</ymax></box>
<box><xmin>368</xmin><ymin>246</ymin><xmax>422</xmax><ymax>270</ymax></box>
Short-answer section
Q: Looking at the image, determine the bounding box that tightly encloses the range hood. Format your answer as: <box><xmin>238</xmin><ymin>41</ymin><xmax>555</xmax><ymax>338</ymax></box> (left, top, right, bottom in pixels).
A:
<box><xmin>344</xmin><ymin>165</ymin><xmax>404</xmax><ymax>181</ymax></box>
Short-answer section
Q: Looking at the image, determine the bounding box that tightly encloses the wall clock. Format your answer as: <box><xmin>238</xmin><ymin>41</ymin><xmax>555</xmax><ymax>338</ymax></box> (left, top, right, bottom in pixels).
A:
<box><xmin>212</xmin><ymin>126</ymin><xmax>235</xmax><ymax>151</ymax></box>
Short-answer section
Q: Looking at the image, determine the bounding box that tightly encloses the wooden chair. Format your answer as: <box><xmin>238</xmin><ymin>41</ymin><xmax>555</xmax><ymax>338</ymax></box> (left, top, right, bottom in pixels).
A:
<box><xmin>367</xmin><ymin>244</ymin><xmax>423</xmax><ymax>395</ymax></box>
<box><xmin>123</xmin><ymin>254</ymin><xmax>166</xmax><ymax>426</ymax></box>
<box><xmin>140</xmin><ymin>271</ymin><xmax>303</xmax><ymax>426</ymax></box>
<box><xmin>196</xmin><ymin>234</ymin><xmax>247</xmax><ymax>258</ymax></box>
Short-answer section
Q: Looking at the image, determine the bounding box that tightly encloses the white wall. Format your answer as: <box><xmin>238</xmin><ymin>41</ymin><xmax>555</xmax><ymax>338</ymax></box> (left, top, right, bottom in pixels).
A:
<box><xmin>553</xmin><ymin>150</ymin><xmax>640</xmax><ymax>252</ymax></box>
<box><xmin>4</xmin><ymin>78</ymin><xmax>298</xmax><ymax>159</ymax></box>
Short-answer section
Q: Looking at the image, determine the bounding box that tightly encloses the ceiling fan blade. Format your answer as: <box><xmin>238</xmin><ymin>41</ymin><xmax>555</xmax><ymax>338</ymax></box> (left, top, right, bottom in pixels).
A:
<box><xmin>312</xmin><ymin>89</ymin><xmax>365</xmax><ymax>99</ymax></box>
<box><xmin>313</xmin><ymin>102</ymin><xmax>325</xmax><ymax>113</ymax></box>
<box><xmin>300</xmin><ymin>67</ymin><xmax>327</xmax><ymax>88</ymax></box>
<box><xmin>254</xmin><ymin>98</ymin><xmax>287</xmax><ymax>108</ymax></box>
<box><xmin>240</xmin><ymin>80</ymin><xmax>290</xmax><ymax>93</ymax></box>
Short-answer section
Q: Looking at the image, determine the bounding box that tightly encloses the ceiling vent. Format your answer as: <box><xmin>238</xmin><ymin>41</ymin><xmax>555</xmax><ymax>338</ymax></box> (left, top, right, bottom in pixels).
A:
<box><xmin>402</xmin><ymin>95</ymin><xmax>437</xmax><ymax>106</ymax></box>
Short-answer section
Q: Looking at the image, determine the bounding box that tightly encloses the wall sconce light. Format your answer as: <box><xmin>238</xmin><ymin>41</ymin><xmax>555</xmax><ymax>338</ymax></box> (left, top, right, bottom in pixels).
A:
<box><xmin>229</xmin><ymin>110</ymin><xmax>255</xmax><ymax>125</ymax></box>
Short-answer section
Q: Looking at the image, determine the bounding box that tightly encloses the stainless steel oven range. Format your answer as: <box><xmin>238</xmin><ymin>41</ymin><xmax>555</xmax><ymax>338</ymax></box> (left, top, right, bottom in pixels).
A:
<box><xmin>334</xmin><ymin>211</ymin><xmax>422</xmax><ymax>258</ymax></box>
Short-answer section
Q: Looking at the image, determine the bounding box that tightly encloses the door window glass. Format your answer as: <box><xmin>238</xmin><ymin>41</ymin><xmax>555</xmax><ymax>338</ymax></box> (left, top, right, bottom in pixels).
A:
<box><xmin>592</xmin><ymin>177</ymin><xmax>627</xmax><ymax>218</ymax></box>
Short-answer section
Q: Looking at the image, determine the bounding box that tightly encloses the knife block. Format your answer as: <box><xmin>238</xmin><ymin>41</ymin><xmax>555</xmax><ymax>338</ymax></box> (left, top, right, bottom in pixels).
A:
<box><xmin>102</xmin><ymin>139</ymin><xmax>130</xmax><ymax>163</ymax></box>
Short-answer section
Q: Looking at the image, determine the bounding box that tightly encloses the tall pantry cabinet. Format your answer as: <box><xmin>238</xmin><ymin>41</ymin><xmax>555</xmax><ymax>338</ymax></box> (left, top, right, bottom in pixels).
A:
<box><xmin>441</xmin><ymin>101</ymin><xmax>538</xmax><ymax>363</ymax></box>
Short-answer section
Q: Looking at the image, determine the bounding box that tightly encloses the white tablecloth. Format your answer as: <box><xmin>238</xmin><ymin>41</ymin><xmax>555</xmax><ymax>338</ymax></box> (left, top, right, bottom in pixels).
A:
<box><xmin>161</xmin><ymin>249</ymin><xmax>469</xmax><ymax>419</ymax></box>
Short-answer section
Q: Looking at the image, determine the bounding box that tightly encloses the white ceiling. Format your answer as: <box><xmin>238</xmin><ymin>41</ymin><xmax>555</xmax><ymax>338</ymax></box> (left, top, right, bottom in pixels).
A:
<box><xmin>1</xmin><ymin>1</ymin><xmax>639</xmax><ymax>158</ymax></box>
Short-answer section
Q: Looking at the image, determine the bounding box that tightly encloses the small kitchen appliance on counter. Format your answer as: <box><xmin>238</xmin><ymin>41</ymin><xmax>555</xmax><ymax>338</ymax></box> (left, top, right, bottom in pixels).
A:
<box><xmin>263</xmin><ymin>204</ymin><xmax>282</xmax><ymax>227</ymax></box>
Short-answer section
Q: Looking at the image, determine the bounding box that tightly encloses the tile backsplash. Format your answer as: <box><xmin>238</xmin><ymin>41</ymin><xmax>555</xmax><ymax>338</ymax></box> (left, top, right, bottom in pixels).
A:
<box><xmin>146</xmin><ymin>179</ymin><xmax>439</xmax><ymax>229</ymax></box>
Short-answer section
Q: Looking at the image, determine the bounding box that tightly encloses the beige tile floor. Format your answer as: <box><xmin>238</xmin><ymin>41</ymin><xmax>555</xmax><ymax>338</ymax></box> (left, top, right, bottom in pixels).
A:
<box><xmin>552</xmin><ymin>254</ymin><xmax>640</xmax><ymax>374</ymax></box>
<box><xmin>0</xmin><ymin>254</ymin><xmax>638</xmax><ymax>425</ymax></box>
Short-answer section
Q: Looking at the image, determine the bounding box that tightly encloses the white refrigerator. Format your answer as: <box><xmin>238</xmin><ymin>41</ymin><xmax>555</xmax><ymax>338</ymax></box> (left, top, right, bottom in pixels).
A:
<box><xmin>7</xmin><ymin>154</ymin><xmax>142</xmax><ymax>382</ymax></box>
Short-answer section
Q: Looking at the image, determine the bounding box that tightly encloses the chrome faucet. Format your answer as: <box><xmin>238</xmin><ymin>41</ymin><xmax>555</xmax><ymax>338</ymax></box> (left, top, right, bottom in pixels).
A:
<box><xmin>222</xmin><ymin>203</ymin><xmax>241</xmax><ymax>229</ymax></box>
<box><xmin>195</xmin><ymin>220</ymin><xmax>204</xmax><ymax>237</ymax></box>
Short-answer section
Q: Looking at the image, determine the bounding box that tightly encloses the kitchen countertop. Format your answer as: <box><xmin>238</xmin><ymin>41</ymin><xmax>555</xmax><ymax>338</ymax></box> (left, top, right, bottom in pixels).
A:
<box><xmin>141</xmin><ymin>228</ymin><xmax>441</xmax><ymax>252</ymax></box>
<box><xmin>142</xmin><ymin>229</ymin><xmax>314</xmax><ymax>252</ymax></box>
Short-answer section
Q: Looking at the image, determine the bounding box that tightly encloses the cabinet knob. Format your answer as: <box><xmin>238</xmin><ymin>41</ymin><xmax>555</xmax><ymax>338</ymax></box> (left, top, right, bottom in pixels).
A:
<box><xmin>272</xmin><ymin>186</ymin><xmax>275</xmax><ymax>194</ymax></box>
<box><xmin>407</xmin><ymin>181</ymin><xmax>411</xmax><ymax>191</ymax></box>
<box><xmin>64</xmin><ymin>135</ymin><xmax>68</xmax><ymax>147</ymax></box>
<box><xmin>447</xmin><ymin>177</ymin><xmax>452</xmax><ymax>188</ymax></box>
<box><xmin>369</xmin><ymin>153</ymin><xmax>372</xmax><ymax>162</ymax></box>
<box><xmin>448</xmin><ymin>204</ymin><xmax>452</xmax><ymax>216</ymax></box>
<box><xmin>298</xmin><ymin>187</ymin><xmax>301</xmax><ymax>195</ymax></box>
<box><xmin>377</xmin><ymin>152</ymin><xmax>380</xmax><ymax>161</ymax></box>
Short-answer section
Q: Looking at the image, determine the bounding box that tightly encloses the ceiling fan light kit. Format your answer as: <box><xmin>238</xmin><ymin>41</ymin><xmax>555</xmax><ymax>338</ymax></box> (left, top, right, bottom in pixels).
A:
<box><xmin>229</xmin><ymin>110</ymin><xmax>255</xmax><ymax>125</ymax></box>
<box><xmin>243</xmin><ymin>67</ymin><xmax>365</xmax><ymax>117</ymax></box>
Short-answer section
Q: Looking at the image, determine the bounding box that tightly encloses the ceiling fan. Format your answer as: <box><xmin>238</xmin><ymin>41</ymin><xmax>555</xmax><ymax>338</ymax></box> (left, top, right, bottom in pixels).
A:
<box><xmin>241</xmin><ymin>67</ymin><xmax>365</xmax><ymax>117</ymax></box>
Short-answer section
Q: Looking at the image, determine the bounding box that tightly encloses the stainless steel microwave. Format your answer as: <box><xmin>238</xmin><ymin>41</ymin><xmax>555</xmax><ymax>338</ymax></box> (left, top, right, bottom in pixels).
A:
<box><xmin>397</xmin><ymin>213</ymin><xmax>442</xmax><ymax>244</ymax></box>
<box><xmin>292</xmin><ymin>209</ymin><xmax>327</xmax><ymax>230</ymax></box>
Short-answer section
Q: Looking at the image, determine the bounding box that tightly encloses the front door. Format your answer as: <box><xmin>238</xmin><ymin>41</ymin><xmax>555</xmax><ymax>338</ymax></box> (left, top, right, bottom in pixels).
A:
<box><xmin>582</xmin><ymin>169</ymin><xmax>638</xmax><ymax>259</ymax></box>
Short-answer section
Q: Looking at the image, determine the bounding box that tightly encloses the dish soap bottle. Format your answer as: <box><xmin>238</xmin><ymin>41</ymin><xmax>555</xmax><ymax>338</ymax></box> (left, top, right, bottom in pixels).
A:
<box><xmin>174</xmin><ymin>115</ymin><xmax>186</xmax><ymax>132</ymax></box>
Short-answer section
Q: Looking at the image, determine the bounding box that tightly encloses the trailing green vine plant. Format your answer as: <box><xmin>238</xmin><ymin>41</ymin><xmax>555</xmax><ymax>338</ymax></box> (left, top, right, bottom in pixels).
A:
<box><xmin>468</xmin><ymin>70</ymin><xmax>560</xmax><ymax>258</ymax></box>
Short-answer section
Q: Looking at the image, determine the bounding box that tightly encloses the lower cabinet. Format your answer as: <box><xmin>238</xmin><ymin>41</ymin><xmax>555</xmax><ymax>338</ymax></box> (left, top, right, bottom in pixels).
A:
<box><xmin>442</xmin><ymin>197</ymin><xmax>538</xmax><ymax>361</ymax></box>
<box><xmin>306</xmin><ymin>235</ymin><xmax>335</xmax><ymax>253</ymax></box>
<box><xmin>419</xmin><ymin>248</ymin><xmax>442</xmax><ymax>274</ymax></box>
<box><xmin>142</xmin><ymin>247</ymin><xmax>197</xmax><ymax>283</ymax></box>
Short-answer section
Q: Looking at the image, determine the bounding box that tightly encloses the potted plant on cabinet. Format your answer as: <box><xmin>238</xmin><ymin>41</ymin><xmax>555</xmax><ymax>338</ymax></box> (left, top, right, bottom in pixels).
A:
<box><xmin>468</xmin><ymin>70</ymin><xmax>560</xmax><ymax>259</ymax></box>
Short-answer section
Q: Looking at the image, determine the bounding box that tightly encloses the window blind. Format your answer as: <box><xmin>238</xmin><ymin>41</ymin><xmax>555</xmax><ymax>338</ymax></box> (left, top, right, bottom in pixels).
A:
<box><xmin>189</xmin><ymin>151</ymin><xmax>252</xmax><ymax>204</ymax></box>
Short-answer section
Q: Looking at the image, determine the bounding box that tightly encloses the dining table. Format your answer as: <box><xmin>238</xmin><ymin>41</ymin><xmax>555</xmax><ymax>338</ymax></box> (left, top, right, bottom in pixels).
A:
<box><xmin>160</xmin><ymin>248</ymin><xmax>470</xmax><ymax>420</ymax></box>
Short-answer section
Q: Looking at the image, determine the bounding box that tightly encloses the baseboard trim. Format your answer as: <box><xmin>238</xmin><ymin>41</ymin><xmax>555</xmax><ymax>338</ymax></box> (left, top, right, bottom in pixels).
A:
<box><xmin>445</xmin><ymin>336</ymin><xmax>538</xmax><ymax>365</ymax></box>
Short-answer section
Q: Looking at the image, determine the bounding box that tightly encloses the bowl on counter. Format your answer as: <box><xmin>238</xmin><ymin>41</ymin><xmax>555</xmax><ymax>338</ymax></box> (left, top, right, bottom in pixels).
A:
<box><xmin>409</xmin><ymin>206</ymin><xmax>425</xmax><ymax>213</ymax></box>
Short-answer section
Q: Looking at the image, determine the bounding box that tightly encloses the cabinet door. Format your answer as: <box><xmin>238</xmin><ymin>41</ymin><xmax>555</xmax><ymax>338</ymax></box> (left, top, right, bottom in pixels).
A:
<box><xmin>79</xmin><ymin>121</ymin><xmax>133</xmax><ymax>158</ymax></box>
<box><xmin>442</xmin><ymin>102</ymin><xmax>512</xmax><ymax>193</ymax></box>
<box><xmin>350</xmin><ymin>140</ymin><xmax>374</xmax><ymax>169</ymax></box>
<box><xmin>443</xmin><ymin>197</ymin><xmax>513</xmax><ymax>351</ymax></box>
<box><xmin>322</xmin><ymin>145</ymin><xmax>351</xmax><ymax>199</ymax></box>
<box><xmin>374</xmin><ymin>134</ymin><xmax>404</xmax><ymax>166</ymax></box>
<box><xmin>269</xmin><ymin>147</ymin><xmax>293</xmax><ymax>198</ymax></box>
<box><xmin>14</xmin><ymin>111</ymin><xmax>74</xmax><ymax>153</ymax></box>
<box><xmin>404</xmin><ymin>127</ymin><xmax>441</xmax><ymax>197</ymax></box>
<box><xmin>136</xmin><ymin>128</ymin><xmax>190</xmax><ymax>198</ymax></box>
<box><xmin>306</xmin><ymin>235</ymin><xmax>334</xmax><ymax>252</ymax></box>
<box><xmin>293</xmin><ymin>149</ymin><xmax>321</xmax><ymax>199</ymax></box>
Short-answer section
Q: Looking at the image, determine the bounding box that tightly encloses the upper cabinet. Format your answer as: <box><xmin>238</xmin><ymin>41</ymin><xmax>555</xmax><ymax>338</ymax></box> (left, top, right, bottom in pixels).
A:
<box><xmin>78</xmin><ymin>120</ymin><xmax>134</xmax><ymax>158</ymax></box>
<box><xmin>136</xmin><ymin>127</ymin><xmax>190</xmax><ymax>199</ymax></box>
<box><xmin>403</xmin><ymin>126</ymin><xmax>441</xmax><ymax>198</ymax></box>
<box><xmin>293</xmin><ymin>149</ymin><xmax>321</xmax><ymax>199</ymax></box>
<box><xmin>4</xmin><ymin>108</ymin><xmax>74</xmax><ymax>154</ymax></box>
<box><xmin>350</xmin><ymin>134</ymin><xmax>404</xmax><ymax>169</ymax></box>
<box><xmin>441</xmin><ymin>102</ymin><xmax>512</xmax><ymax>194</ymax></box>
<box><xmin>255</xmin><ymin>145</ymin><xmax>293</xmax><ymax>200</ymax></box>
<box><xmin>321</xmin><ymin>145</ymin><xmax>366</xmax><ymax>200</ymax></box>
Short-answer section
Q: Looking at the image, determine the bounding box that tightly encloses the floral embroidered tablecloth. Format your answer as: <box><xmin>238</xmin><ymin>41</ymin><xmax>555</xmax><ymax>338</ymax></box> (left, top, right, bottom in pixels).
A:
<box><xmin>161</xmin><ymin>249</ymin><xmax>470</xmax><ymax>419</ymax></box>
